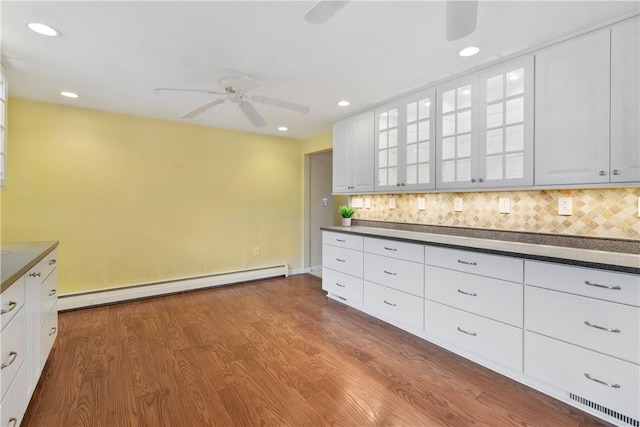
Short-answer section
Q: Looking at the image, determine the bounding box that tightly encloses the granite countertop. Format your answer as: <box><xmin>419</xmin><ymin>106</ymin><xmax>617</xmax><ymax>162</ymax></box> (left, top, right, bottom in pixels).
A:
<box><xmin>322</xmin><ymin>225</ymin><xmax>640</xmax><ymax>274</ymax></box>
<box><xmin>1</xmin><ymin>241</ymin><xmax>59</xmax><ymax>293</ymax></box>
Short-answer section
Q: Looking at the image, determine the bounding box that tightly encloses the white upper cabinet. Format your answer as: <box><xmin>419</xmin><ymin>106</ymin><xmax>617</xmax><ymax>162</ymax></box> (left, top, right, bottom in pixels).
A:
<box><xmin>332</xmin><ymin>110</ymin><xmax>375</xmax><ymax>193</ymax></box>
<box><xmin>535</xmin><ymin>29</ymin><xmax>611</xmax><ymax>185</ymax></box>
<box><xmin>436</xmin><ymin>75</ymin><xmax>478</xmax><ymax>189</ymax></box>
<box><xmin>611</xmin><ymin>17</ymin><xmax>640</xmax><ymax>183</ymax></box>
<box><xmin>375</xmin><ymin>88</ymin><xmax>436</xmax><ymax>192</ymax></box>
<box><xmin>478</xmin><ymin>56</ymin><xmax>534</xmax><ymax>187</ymax></box>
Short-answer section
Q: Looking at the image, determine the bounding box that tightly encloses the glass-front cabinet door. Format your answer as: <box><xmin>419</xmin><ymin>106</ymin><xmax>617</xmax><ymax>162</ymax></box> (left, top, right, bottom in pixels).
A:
<box><xmin>403</xmin><ymin>88</ymin><xmax>436</xmax><ymax>191</ymax></box>
<box><xmin>436</xmin><ymin>76</ymin><xmax>478</xmax><ymax>189</ymax></box>
<box><xmin>375</xmin><ymin>101</ymin><xmax>401</xmax><ymax>191</ymax></box>
<box><xmin>478</xmin><ymin>56</ymin><xmax>534</xmax><ymax>187</ymax></box>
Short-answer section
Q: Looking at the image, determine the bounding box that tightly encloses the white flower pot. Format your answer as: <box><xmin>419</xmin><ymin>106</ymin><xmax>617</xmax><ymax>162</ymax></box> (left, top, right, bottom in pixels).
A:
<box><xmin>341</xmin><ymin>217</ymin><xmax>352</xmax><ymax>227</ymax></box>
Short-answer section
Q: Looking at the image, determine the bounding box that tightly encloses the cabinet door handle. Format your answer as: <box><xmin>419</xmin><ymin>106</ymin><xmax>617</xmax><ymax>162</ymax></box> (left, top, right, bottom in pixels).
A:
<box><xmin>396</xmin><ymin>183</ymin><xmax>401</xmax><ymax>186</ymax></box>
<box><xmin>1</xmin><ymin>351</ymin><xmax>17</xmax><ymax>369</ymax></box>
<box><xmin>457</xmin><ymin>289</ymin><xmax>477</xmax><ymax>297</ymax></box>
<box><xmin>1</xmin><ymin>301</ymin><xmax>17</xmax><ymax>315</ymax></box>
<box><xmin>335</xmin><ymin>282</ymin><xmax>346</xmax><ymax>288</ymax></box>
<box><xmin>336</xmin><ymin>258</ymin><xmax>345</xmax><ymax>263</ymax></box>
<box><xmin>383</xmin><ymin>300</ymin><xmax>397</xmax><ymax>307</ymax></box>
<box><xmin>383</xmin><ymin>270</ymin><xmax>397</xmax><ymax>276</ymax></box>
<box><xmin>29</xmin><ymin>272</ymin><xmax>41</xmax><ymax>278</ymax></box>
<box><xmin>584</xmin><ymin>321</ymin><xmax>620</xmax><ymax>333</ymax></box>
<box><xmin>478</xmin><ymin>178</ymin><xmax>484</xmax><ymax>183</ymax></box>
<box><xmin>584</xmin><ymin>280</ymin><xmax>621</xmax><ymax>290</ymax></box>
<box><xmin>336</xmin><ymin>238</ymin><xmax>346</xmax><ymax>242</ymax></box>
<box><xmin>470</xmin><ymin>178</ymin><xmax>477</xmax><ymax>183</ymax></box>
<box><xmin>49</xmin><ymin>259</ymin><xmax>57</xmax><ymax>265</ymax></box>
<box><xmin>599</xmin><ymin>170</ymin><xmax>607</xmax><ymax>176</ymax></box>
<box><xmin>584</xmin><ymin>373</ymin><xmax>620</xmax><ymax>389</ymax></box>
<box><xmin>457</xmin><ymin>259</ymin><xmax>477</xmax><ymax>266</ymax></box>
<box><xmin>383</xmin><ymin>246</ymin><xmax>397</xmax><ymax>252</ymax></box>
<box><xmin>457</xmin><ymin>327</ymin><xmax>477</xmax><ymax>337</ymax></box>
<box><xmin>612</xmin><ymin>169</ymin><xmax>620</xmax><ymax>175</ymax></box>
<box><xmin>49</xmin><ymin>327</ymin><xmax>57</xmax><ymax>336</ymax></box>
<box><xmin>49</xmin><ymin>289</ymin><xmax>57</xmax><ymax>296</ymax></box>
<box><xmin>8</xmin><ymin>418</ymin><xmax>17</xmax><ymax>427</ymax></box>
<box><xmin>401</xmin><ymin>183</ymin><xmax>406</xmax><ymax>186</ymax></box>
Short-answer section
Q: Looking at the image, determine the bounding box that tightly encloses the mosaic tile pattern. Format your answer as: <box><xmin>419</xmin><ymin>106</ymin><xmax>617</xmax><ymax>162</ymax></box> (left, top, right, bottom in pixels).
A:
<box><xmin>350</xmin><ymin>188</ymin><xmax>640</xmax><ymax>240</ymax></box>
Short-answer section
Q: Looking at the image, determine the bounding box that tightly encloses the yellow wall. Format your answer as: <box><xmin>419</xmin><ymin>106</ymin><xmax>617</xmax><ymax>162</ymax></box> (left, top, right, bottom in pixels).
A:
<box><xmin>2</xmin><ymin>99</ymin><xmax>304</xmax><ymax>294</ymax></box>
<box><xmin>301</xmin><ymin>130</ymin><xmax>331</xmax><ymax>155</ymax></box>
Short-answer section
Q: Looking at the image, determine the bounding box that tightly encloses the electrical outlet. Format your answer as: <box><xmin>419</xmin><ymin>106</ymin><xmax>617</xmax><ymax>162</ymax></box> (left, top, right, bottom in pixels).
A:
<box><xmin>364</xmin><ymin>198</ymin><xmax>371</xmax><ymax>209</ymax></box>
<box><xmin>418</xmin><ymin>197</ymin><xmax>426</xmax><ymax>211</ymax></box>
<box><xmin>253</xmin><ymin>246</ymin><xmax>260</xmax><ymax>256</ymax></box>
<box><xmin>558</xmin><ymin>197</ymin><xmax>573</xmax><ymax>216</ymax></box>
<box><xmin>453</xmin><ymin>197</ymin><xmax>463</xmax><ymax>212</ymax></box>
<box><xmin>499</xmin><ymin>197</ymin><xmax>511</xmax><ymax>214</ymax></box>
<box><xmin>351</xmin><ymin>197</ymin><xmax>364</xmax><ymax>208</ymax></box>
<box><xmin>389</xmin><ymin>198</ymin><xmax>396</xmax><ymax>209</ymax></box>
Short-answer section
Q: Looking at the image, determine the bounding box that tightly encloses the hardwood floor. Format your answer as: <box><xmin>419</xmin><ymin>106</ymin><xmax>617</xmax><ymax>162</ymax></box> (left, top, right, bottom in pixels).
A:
<box><xmin>22</xmin><ymin>274</ymin><xmax>609</xmax><ymax>426</ymax></box>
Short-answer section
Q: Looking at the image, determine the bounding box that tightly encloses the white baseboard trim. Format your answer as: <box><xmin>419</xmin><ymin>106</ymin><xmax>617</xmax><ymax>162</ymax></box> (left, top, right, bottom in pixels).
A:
<box><xmin>288</xmin><ymin>268</ymin><xmax>307</xmax><ymax>276</ymax></box>
<box><xmin>309</xmin><ymin>265</ymin><xmax>322</xmax><ymax>278</ymax></box>
<box><xmin>58</xmin><ymin>264</ymin><xmax>288</xmax><ymax>311</ymax></box>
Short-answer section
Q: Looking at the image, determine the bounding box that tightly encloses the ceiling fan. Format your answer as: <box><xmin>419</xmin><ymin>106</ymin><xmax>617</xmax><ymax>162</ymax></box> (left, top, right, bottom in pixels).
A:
<box><xmin>304</xmin><ymin>0</ymin><xmax>479</xmax><ymax>41</ymax></box>
<box><xmin>152</xmin><ymin>70</ymin><xmax>310</xmax><ymax>128</ymax></box>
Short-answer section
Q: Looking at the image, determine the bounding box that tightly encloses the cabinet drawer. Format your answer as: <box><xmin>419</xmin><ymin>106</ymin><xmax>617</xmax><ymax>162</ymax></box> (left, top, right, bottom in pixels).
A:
<box><xmin>364</xmin><ymin>237</ymin><xmax>424</xmax><ymax>263</ymax></box>
<box><xmin>41</xmin><ymin>268</ymin><xmax>58</xmax><ymax>326</ymax></box>
<box><xmin>424</xmin><ymin>246</ymin><xmax>523</xmax><ymax>283</ymax></box>
<box><xmin>425</xmin><ymin>266</ymin><xmax>523</xmax><ymax>327</ymax></box>
<box><xmin>1</xmin><ymin>277</ymin><xmax>24</xmax><ymax>331</ymax></box>
<box><xmin>0</xmin><ymin>364</ymin><xmax>27</xmax><ymax>427</ymax></box>
<box><xmin>322</xmin><ymin>267</ymin><xmax>363</xmax><ymax>306</ymax></box>
<box><xmin>425</xmin><ymin>300</ymin><xmax>523</xmax><ymax>371</ymax></box>
<box><xmin>41</xmin><ymin>309</ymin><xmax>58</xmax><ymax>368</ymax></box>
<box><xmin>1</xmin><ymin>308</ymin><xmax>25</xmax><ymax>401</ymax></box>
<box><xmin>41</xmin><ymin>248</ymin><xmax>59</xmax><ymax>282</ymax></box>
<box><xmin>364</xmin><ymin>253</ymin><xmax>424</xmax><ymax>297</ymax></box>
<box><xmin>322</xmin><ymin>231</ymin><xmax>363</xmax><ymax>251</ymax></box>
<box><xmin>364</xmin><ymin>281</ymin><xmax>423</xmax><ymax>331</ymax></box>
<box><xmin>525</xmin><ymin>260</ymin><xmax>639</xmax><ymax>307</ymax></box>
<box><xmin>323</xmin><ymin>244</ymin><xmax>363</xmax><ymax>278</ymax></box>
<box><xmin>525</xmin><ymin>286</ymin><xmax>639</xmax><ymax>364</ymax></box>
<box><xmin>525</xmin><ymin>331</ymin><xmax>639</xmax><ymax>420</ymax></box>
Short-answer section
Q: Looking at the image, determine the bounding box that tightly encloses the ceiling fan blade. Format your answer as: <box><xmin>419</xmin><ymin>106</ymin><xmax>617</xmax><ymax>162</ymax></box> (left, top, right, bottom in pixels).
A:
<box><xmin>181</xmin><ymin>98</ymin><xmax>226</xmax><ymax>119</ymax></box>
<box><xmin>250</xmin><ymin>95</ymin><xmax>310</xmax><ymax>114</ymax></box>
<box><xmin>446</xmin><ymin>0</ymin><xmax>478</xmax><ymax>41</ymax></box>
<box><xmin>304</xmin><ymin>0</ymin><xmax>349</xmax><ymax>24</ymax></box>
<box><xmin>238</xmin><ymin>101</ymin><xmax>267</xmax><ymax>128</ymax></box>
<box><xmin>153</xmin><ymin>87</ymin><xmax>226</xmax><ymax>96</ymax></box>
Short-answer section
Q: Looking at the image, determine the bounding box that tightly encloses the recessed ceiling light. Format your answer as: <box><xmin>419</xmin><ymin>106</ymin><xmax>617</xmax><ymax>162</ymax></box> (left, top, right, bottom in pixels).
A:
<box><xmin>458</xmin><ymin>46</ymin><xmax>480</xmax><ymax>57</ymax></box>
<box><xmin>27</xmin><ymin>22</ymin><xmax>60</xmax><ymax>37</ymax></box>
<box><xmin>337</xmin><ymin>100</ymin><xmax>350</xmax><ymax>107</ymax></box>
<box><xmin>60</xmin><ymin>91</ymin><xmax>79</xmax><ymax>98</ymax></box>
<box><xmin>278</xmin><ymin>126</ymin><xmax>288</xmax><ymax>132</ymax></box>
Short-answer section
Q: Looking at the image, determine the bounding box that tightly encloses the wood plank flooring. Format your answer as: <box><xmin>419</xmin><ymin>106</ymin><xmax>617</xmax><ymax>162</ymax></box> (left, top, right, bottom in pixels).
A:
<box><xmin>22</xmin><ymin>274</ymin><xmax>610</xmax><ymax>426</ymax></box>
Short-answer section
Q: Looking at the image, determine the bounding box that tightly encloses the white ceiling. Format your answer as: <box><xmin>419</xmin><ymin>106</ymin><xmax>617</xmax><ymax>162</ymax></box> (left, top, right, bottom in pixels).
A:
<box><xmin>2</xmin><ymin>1</ymin><xmax>638</xmax><ymax>139</ymax></box>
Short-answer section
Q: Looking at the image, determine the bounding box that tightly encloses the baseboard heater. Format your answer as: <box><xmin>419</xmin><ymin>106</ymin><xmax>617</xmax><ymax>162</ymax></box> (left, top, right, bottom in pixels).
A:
<box><xmin>58</xmin><ymin>264</ymin><xmax>288</xmax><ymax>311</ymax></box>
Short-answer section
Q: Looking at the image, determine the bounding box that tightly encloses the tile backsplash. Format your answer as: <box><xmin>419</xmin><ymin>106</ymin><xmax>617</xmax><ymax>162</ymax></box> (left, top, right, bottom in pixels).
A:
<box><xmin>350</xmin><ymin>188</ymin><xmax>640</xmax><ymax>240</ymax></box>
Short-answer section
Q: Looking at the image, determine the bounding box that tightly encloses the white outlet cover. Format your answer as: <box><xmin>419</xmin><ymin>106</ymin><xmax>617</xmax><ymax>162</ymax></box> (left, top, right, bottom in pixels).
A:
<box><xmin>558</xmin><ymin>197</ymin><xmax>573</xmax><ymax>216</ymax></box>
<box><xmin>499</xmin><ymin>197</ymin><xmax>511</xmax><ymax>214</ymax></box>
<box><xmin>364</xmin><ymin>198</ymin><xmax>371</xmax><ymax>209</ymax></box>
<box><xmin>418</xmin><ymin>197</ymin><xmax>426</xmax><ymax>211</ymax></box>
<box><xmin>389</xmin><ymin>198</ymin><xmax>396</xmax><ymax>209</ymax></box>
<box><xmin>351</xmin><ymin>197</ymin><xmax>364</xmax><ymax>208</ymax></box>
<box><xmin>453</xmin><ymin>197</ymin><xmax>463</xmax><ymax>212</ymax></box>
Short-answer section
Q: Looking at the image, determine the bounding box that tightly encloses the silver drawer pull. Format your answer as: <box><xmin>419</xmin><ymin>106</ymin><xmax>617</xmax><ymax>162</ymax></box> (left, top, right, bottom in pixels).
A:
<box><xmin>584</xmin><ymin>321</ymin><xmax>620</xmax><ymax>333</ymax></box>
<box><xmin>584</xmin><ymin>373</ymin><xmax>620</xmax><ymax>389</ymax></box>
<box><xmin>8</xmin><ymin>418</ymin><xmax>17</xmax><ymax>427</ymax></box>
<box><xmin>1</xmin><ymin>351</ymin><xmax>17</xmax><ymax>369</ymax></box>
<box><xmin>457</xmin><ymin>327</ymin><xmax>477</xmax><ymax>336</ymax></box>
<box><xmin>384</xmin><ymin>300</ymin><xmax>397</xmax><ymax>307</ymax></box>
<box><xmin>336</xmin><ymin>258</ymin><xmax>345</xmax><ymax>263</ymax></box>
<box><xmin>49</xmin><ymin>327</ymin><xmax>57</xmax><ymax>336</ymax></box>
<box><xmin>457</xmin><ymin>259</ymin><xmax>477</xmax><ymax>266</ymax></box>
<box><xmin>584</xmin><ymin>280</ymin><xmax>621</xmax><ymax>290</ymax></box>
<box><xmin>335</xmin><ymin>282</ymin><xmax>346</xmax><ymax>288</ymax></box>
<box><xmin>336</xmin><ymin>238</ymin><xmax>346</xmax><ymax>242</ymax></box>
<box><xmin>49</xmin><ymin>259</ymin><xmax>57</xmax><ymax>265</ymax></box>
<box><xmin>49</xmin><ymin>289</ymin><xmax>57</xmax><ymax>297</ymax></box>
<box><xmin>457</xmin><ymin>289</ymin><xmax>477</xmax><ymax>297</ymax></box>
<box><xmin>383</xmin><ymin>270</ymin><xmax>397</xmax><ymax>276</ymax></box>
<box><xmin>29</xmin><ymin>272</ymin><xmax>42</xmax><ymax>278</ymax></box>
<box><xmin>1</xmin><ymin>301</ymin><xmax>17</xmax><ymax>315</ymax></box>
<box><xmin>384</xmin><ymin>246</ymin><xmax>397</xmax><ymax>252</ymax></box>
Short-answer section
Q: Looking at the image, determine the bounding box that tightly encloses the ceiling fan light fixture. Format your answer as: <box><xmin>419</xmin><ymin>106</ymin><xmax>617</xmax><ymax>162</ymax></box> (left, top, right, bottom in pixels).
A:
<box><xmin>337</xmin><ymin>100</ymin><xmax>350</xmax><ymax>107</ymax></box>
<box><xmin>27</xmin><ymin>22</ymin><xmax>60</xmax><ymax>37</ymax></box>
<box><xmin>60</xmin><ymin>91</ymin><xmax>79</xmax><ymax>98</ymax></box>
<box><xmin>459</xmin><ymin>46</ymin><xmax>480</xmax><ymax>57</ymax></box>
<box><xmin>278</xmin><ymin>126</ymin><xmax>289</xmax><ymax>132</ymax></box>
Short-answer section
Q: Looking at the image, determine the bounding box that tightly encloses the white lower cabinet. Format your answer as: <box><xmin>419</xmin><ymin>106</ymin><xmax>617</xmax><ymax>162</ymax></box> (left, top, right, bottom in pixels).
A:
<box><xmin>322</xmin><ymin>267</ymin><xmax>363</xmax><ymax>306</ymax></box>
<box><xmin>364</xmin><ymin>253</ymin><xmax>424</xmax><ymax>297</ymax></box>
<box><xmin>525</xmin><ymin>331</ymin><xmax>639</xmax><ymax>421</ymax></box>
<box><xmin>425</xmin><ymin>300</ymin><xmax>523</xmax><ymax>371</ymax></box>
<box><xmin>0</xmin><ymin>364</ymin><xmax>27</xmax><ymax>427</ymax></box>
<box><xmin>364</xmin><ymin>281</ymin><xmax>423</xmax><ymax>331</ymax></box>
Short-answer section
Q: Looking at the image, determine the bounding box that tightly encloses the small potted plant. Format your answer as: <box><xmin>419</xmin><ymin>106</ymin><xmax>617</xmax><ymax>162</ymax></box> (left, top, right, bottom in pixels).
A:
<box><xmin>339</xmin><ymin>205</ymin><xmax>355</xmax><ymax>227</ymax></box>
